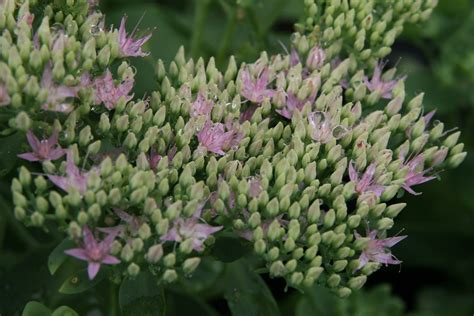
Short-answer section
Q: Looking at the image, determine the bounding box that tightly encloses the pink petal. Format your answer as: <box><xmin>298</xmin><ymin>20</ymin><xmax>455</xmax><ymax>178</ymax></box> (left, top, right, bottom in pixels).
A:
<box><xmin>26</xmin><ymin>131</ymin><xmax>40</xmax><ymax>152</ymax></box>
<box><xmin>102</xmin><ymin>255</ymin><xmax>120</xmax><ymax>265</ymax></box>
<box><xmin>17</xmin><ymin>152</ymin><xmax>40</xmax><ymax>162</ymax></box>
<box><xmin>87</xmin><ymin>262</ymin><xmax>101</xmax><ymax>280</ymax></box>
<box><xmin>65</xmin><ymin>248</ymin><xmax>89</xmax><ymax>261</ymax></box>
<box><xmin>348</xmin><ymin>161</ymin><xmax>358</xmax><ymax>182</ymax></box>
<box><xmin>382</xmin><ymin>235</ymin><xmax>407</xmax><ymax>248</ymax></box>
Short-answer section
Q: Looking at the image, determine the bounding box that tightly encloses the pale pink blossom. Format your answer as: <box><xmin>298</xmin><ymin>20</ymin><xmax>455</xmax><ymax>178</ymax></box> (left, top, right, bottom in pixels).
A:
<box><xmin>48</xmin><ymin>151</ymin><xmax>95</xmax><ymax>195</ymax></box>
<box><xmin>349</xmin><ymin>161</ymin><xmax>385</xmax><ymax>197</ymax></box>
<box><xmin>93</xmin><ymin>70</ymin><xmax>134</xmax><ymax>110</ymax></box>
<box><xmin>197</xmin><ymin>121</ymin><xmax>243</xmax><ymax>155</ymax></box>
<box><xmin>148</xmin><ymin>146</ymin><xmax>177</xmax><ymax>170</ymax></box>
<box><xmin>41</xmin><ymin>66</ymin><xmax>77</xmax><ymax>113</ymax></box>
<box><xmin>306</xmin><ymin>45</ymin><xmax>326</xmax><ymax>69</ymax></box>
<box><xmin>277</xmin><ymin>77</ymin><xmax>319</xmax><ymax>119</ymax></box>
<box><xmin>18</xmin><ymin>129</ymin><xmax>65</xmax><ymax>162</ymax></box>
<box><xmin>118</xmin><ymin>16</ymin><xmax>152</xmax><ymax>58</ymax></box>
<box><xmin>364</xmin><ymin>62</ymin><xmax>405</xmax><ymax>99</ymax></box>
<box><xmin>161</xmin><ymin>206</ymin><xmax>222</xmax><ymax>251</ymax></box>
<box><xmin>308</xmin><ymin>111</ymin><xmax>347</xmax><ymax>144</ymax></box>
<box><xmin>401</xmin><ymin>154</ymin><xmax>436</xmax><ymax>195</ymax></box>
<box><xmin>240</xmin><ymin>68</ymin><xmax>275</xmax><ymax>103</ymax></box>
<box><xmin>191</xmin><ymin>91</ymin><xmax>213</xmax><ymax>118</ymax></box>
<box><xmin>65</xmin><ymin>226</ymin><xmax>120</xmax><ymax>280</ymax></box>
<box><xmin>249</xmin><ymin>177</ymin><xmax>263</xmax><ymax>198</ymax></box>
<box><xmin>355</xmin><ymin>230</ymin><xmax>407</xmax><ymax>269</ymax></box>
<box><xmin>114</xmin><ymin>208</ymin><xmax>143</xmax><ymax>235</ymax></box>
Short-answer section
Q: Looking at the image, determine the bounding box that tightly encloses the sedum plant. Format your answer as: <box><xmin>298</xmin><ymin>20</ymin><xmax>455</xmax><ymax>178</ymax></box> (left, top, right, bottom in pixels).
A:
<box><xmin>0</xmin><ymin>0</ymin><xmax>466</xmax><ymax>314</ymax></box>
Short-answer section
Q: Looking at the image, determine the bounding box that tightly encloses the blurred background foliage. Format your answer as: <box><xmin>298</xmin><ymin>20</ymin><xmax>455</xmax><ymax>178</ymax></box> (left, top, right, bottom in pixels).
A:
<box><xmin>1</xmin><ymin>0</ymin><xmax>473</xmax><ymax>315</ymax></box>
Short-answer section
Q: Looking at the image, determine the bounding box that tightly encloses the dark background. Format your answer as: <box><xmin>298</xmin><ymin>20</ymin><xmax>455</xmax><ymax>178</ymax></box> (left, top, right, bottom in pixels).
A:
<box><xmin>1</xmin><ymin>0</ymin><xmax>473</xmax><ymax>315</ymax></box>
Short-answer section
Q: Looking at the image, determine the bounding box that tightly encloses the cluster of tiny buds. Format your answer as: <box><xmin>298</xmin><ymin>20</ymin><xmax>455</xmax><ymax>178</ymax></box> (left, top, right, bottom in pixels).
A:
<box><xmin>4</xmin><ymin>0</ymin><xmax>466</xmax><ymax>296</ymax></box>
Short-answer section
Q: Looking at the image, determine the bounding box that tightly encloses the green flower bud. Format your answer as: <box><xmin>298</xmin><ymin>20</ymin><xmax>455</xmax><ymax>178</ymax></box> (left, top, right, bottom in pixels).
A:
<box><xmin>68</xmin><ymin>221</ymin><xmax>82</xmax><ymax>239</ymax></box>
<box><xmin>13</xmin><ymin>192</ymin><xmax>27</xmax><ymax>208</ymax></box>
<box><xmin>127</xmin><ymin>263</ymin><xmax>140</xmax><ymax>277</ymax></box>
<box><xmin>147</xmin><ymin>244</ymin><xmax>164</xmax><ymax>263</ymax></box>
<box><xmin>121</xmin><ymin>244</ymin><xmax>134</xmax><ymax>262</ymax></box>
<box><xmin>377</xmin><ymin>217</ymin><xmax>394</xmax><ymax>230</ymax></box>
<box><xmin>447</xmin><ymin>152</ymin><xmax>467</xmax><ymax>169</ymax></box>
<box><xmin>15</xmin><ymin>111</ymin><xmax>31</xmax><ymax>132</ymax></box>
<box><xmin>31</xmin><ymin>211</ymin><xmax>45</xmax><ymax>227</ymax></box>
<box><xmin>19</xmin><ymin>167</ymin><xmax>31</xmax><ymax>187</ymax></box>
<box><xmin>348</xmin><ymin>275</ymin><xmax>367</xmax><ymax>290</ymax></box>
<box><xmin>337</xmin><ymin>287</ymin><xmax>352</xmax><ymax>298</ymax></box>
<box><xmin>254</xmin><ymin>239</ymin><xmax>267</xmax><ymax>254</ymax></box>
<box><xmin>183</xmin><ymin>257</ymin><xmax>201</xmax><ymax>275</ymax></box>
<box><xmin>163</xmin><ymin>253</ymin><xmax>176</xmax><ymax>267</ymax></box>
<box><xmin>327</xmin><ymin>274</ymin><xmax>341</xmax><ymax>288</ymax></box>
<box><xmin>13</xmin><ymin>201</ymin><xmax>26</xmax><ymax>219</ymax></box>
<box><xmin>35</xmin><ymin>196</ymin><xmax>49</xmax><ymax>213</ymax></box>
<box><xmin>163</xmin><ymin>269</ymin><xmax>178</xmax><ymax>283</ymax></box>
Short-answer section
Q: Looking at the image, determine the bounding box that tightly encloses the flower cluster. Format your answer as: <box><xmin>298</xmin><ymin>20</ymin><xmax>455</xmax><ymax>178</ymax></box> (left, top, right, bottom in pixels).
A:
<box><xmin>5</xmin><ymin>0</ymin><xmax>466</xmax><ymax>298</ymax></box>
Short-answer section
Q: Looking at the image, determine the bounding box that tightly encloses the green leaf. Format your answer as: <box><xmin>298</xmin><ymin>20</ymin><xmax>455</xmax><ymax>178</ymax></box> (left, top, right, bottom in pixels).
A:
<box><xmin>51</xmin><ymin>306</ymin><xmax>79</xmax><ymax>316</ymax></box>
<box><xmin>224</xmin><ymin>260</ymin><xmax>280</xmax><ymax>316</ymax></box>
<box><xmin>0</xmin><ymin>132</ymin><xmax>25</xmax><ymax>177</ymax></box>
<box><xmin>119</xmin><ymin>271</ymin><xmax>166</xmax><ymax>316</ymax></box>
<box><xmin>179</xmin><ymin>257</ymin><xmax>225</xmax><ymax>295</ymax></box>
<box><xmin>211</xmin><ymin>236</ymin><xmax>251</xmax><ymax>263</ymax></box>
<box><xmin>59</xmin><ymin>268</ymin><xmax>106</xmax><ymax>294</ymax></box>
<box><xmin>48</xmin><ymin>239</ymin><xmax>76</xmax><ymax>275</ymax></box>
<box><xmin>295</xmin><ymin>284</ymin><xmax>404</xmax><ymax>316</ymax></box>
<box><xmin>22</xmin><ymin>302</ymin><xmax>52</xmax><ymax>316</ymax></box>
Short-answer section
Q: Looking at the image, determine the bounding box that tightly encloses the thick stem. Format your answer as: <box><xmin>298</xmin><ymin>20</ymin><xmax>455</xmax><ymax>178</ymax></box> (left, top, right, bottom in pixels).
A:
<box><xmin>190</xmin><ymin>0</ymin><xmax>211</xmax><ymax>59</ymax></box>
<box><xmin>108</xmin><ymin>282</ymin><xmax>119</xmax><ymax>316</ymax></box>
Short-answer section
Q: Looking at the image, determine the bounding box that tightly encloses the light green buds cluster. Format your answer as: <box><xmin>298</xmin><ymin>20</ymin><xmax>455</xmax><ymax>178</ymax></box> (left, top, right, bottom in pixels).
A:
<box><xmin>7</xmin><ymin>0</ymin><xmax>465</xmax><ymax>297</ymax></box>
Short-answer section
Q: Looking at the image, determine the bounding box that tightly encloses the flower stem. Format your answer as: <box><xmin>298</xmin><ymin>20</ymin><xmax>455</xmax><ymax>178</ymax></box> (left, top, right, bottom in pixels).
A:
<box><xmin>108</xmin><ymin>282</ymin><xmax>119</xmax><ymax>316</ymax></box>
<box><xmin>190</xmin><ymin>0</ymin><xmax>211</xmax><ymax>59</ymax></box>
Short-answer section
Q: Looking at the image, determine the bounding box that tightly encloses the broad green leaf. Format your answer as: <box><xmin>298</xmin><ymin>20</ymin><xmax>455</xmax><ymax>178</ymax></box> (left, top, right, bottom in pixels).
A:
<box><xmin>165</xmin><ymin>291</ymin><xmax>218</xmax><ymax>316</ymax></box>
<box><xmin>211</xmin><ymin>236</ymin><xmax>251</xmax><ymax>263</ymax></box>
<box><xmin>59</xmin><ymin>268</ymin><xmax>106</xmax><ymax>294</ymax></box>
<box><xmin>295</xmin><ymin>284</ymin><xmax>404</xmax><ymax>316</ymax></box>
<box><xmin>119</xmin><ymin>271</ymin><xmax>166</xmax><ymax>316</ymax></box>
<box><xmin>0</xmin><ymin>132</ymin><xmax>25</xmax><ymax>177</ymax></box>
<box><xmin>224</xmin><ymin>260</ymin><xmax>280</xmax><ymax>316</ymax></box>
<box><xmin>179</xmin><ymin>257</ymin><xmax>225</xmax><ymax>295</ymax></box>
<box><xmin>48</xmin><ymin>239</ymin><xmax>76</xmax><ymax>275</ymax></box>
<box><xmin>51</xmin><ymin>306</ymin><xmax>79</xmax><ymax>316</ymax></box>
<box><xmin>22</xmin><ymin>302</ymin><xmax>52</xmax><ymax>316</ymax></box>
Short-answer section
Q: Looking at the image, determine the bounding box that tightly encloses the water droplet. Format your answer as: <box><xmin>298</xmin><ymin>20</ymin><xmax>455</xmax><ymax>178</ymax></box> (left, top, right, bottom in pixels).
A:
<box><xmin>332</xmin><ymin>125</ymin><xmax>348</xmax><ymax>139</ymax></box>
<box><xmin>90</xmin><ymin>24</ymin><xmax>103</xmax><ymax>36</ymax></box>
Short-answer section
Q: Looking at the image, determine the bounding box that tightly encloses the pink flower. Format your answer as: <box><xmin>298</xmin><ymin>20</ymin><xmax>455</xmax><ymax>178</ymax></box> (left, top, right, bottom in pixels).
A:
<box><xmin>93</xmin><ymin>70</ymin><xmax>134</xmax><ymax>110</ymax></box>
<box><xmin>0</xmin><ymin>82</ymin><xmax>11</xmax><ymax>107</ymax></box>
<box><xmin>239</xmin><ymin>105</ymin><xmax>258</xmax><ymax>123</ymax></box>
<box><xmin>401</xmin><ymin>154</ymin><xmax>436</xmax><ymax>195</ymax></box>
<box><xmin>18</xmin><ymin>129</ymin><xmax>65</xmax><ymax>162</ymax></box>
<box><xmin>197</xmin><ymin>121</ymin><xmax>243</xmax><ymax>155</ymax></box>
<box><xmin>349</xmin><ymin>161</ymin><xmax>385</xmax><ymax>197</ymax></box>
<box><xmin>118</xmin><ymin>16</ymin><xmax>152</xmax><ymax>58</ymax></box>
<box><xmin>48</xmin><ymin>151</ymin><xmax>95</xmax><ymax>195</ymax></box>
<box><xmin>161</xmin><ymin>206</ymin><xmax>222</xmax><ymax>251</ymax></box>
<box><xmin>65</xmin><ymin>226</ymin><xmax>120</xmax><ymax>280</ymax></box>
<box><xmin>308</xmin><ymin>111</ymin><xmax>346</xmax><ymax>144</ymax></box>
<box><xmin>363</xmin><ymin>62</ymin><xmax>405</xmax><ymax>99</ymax></box>
<box><xmin>355</xmin><ymin>230</ymin><xmax>407</xmax><ymax>269</ymax></box>
<box><xmin>148</xmin><ymin>146</ymin><xmax>176</xmax><ymax>170</ymax></box>
<box><xmin>277</xmin><ymin>77</ymin><xmax>319</xmax><ymax>119</ymax></box>
<box><xmin>114</xmin><ymin>208</ymin><xmax>143</xmax><ymax>235</ymax></box>
<box><xmin>240</xmin><ymin>68</ymin><xmax>275</xmax><ymax>103</ymax></box>
<box><xmin>41</xmin><ymin>66</ymin><xmax>77</xmax><ymax>113</ymax></box>
<box><xmin>249</xmin><ymin>177</ymin><xmax>263</xmax><ymax>198</ymax></box>
<box><xmin>191</xmin><ymin>91</ymin><xmax>213</xmax><ymax>118</ymax></box>
<box><xmin>306</xmin><ymin>45</ymin><xmax>326</xmax><ymax>69</ymax></box>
